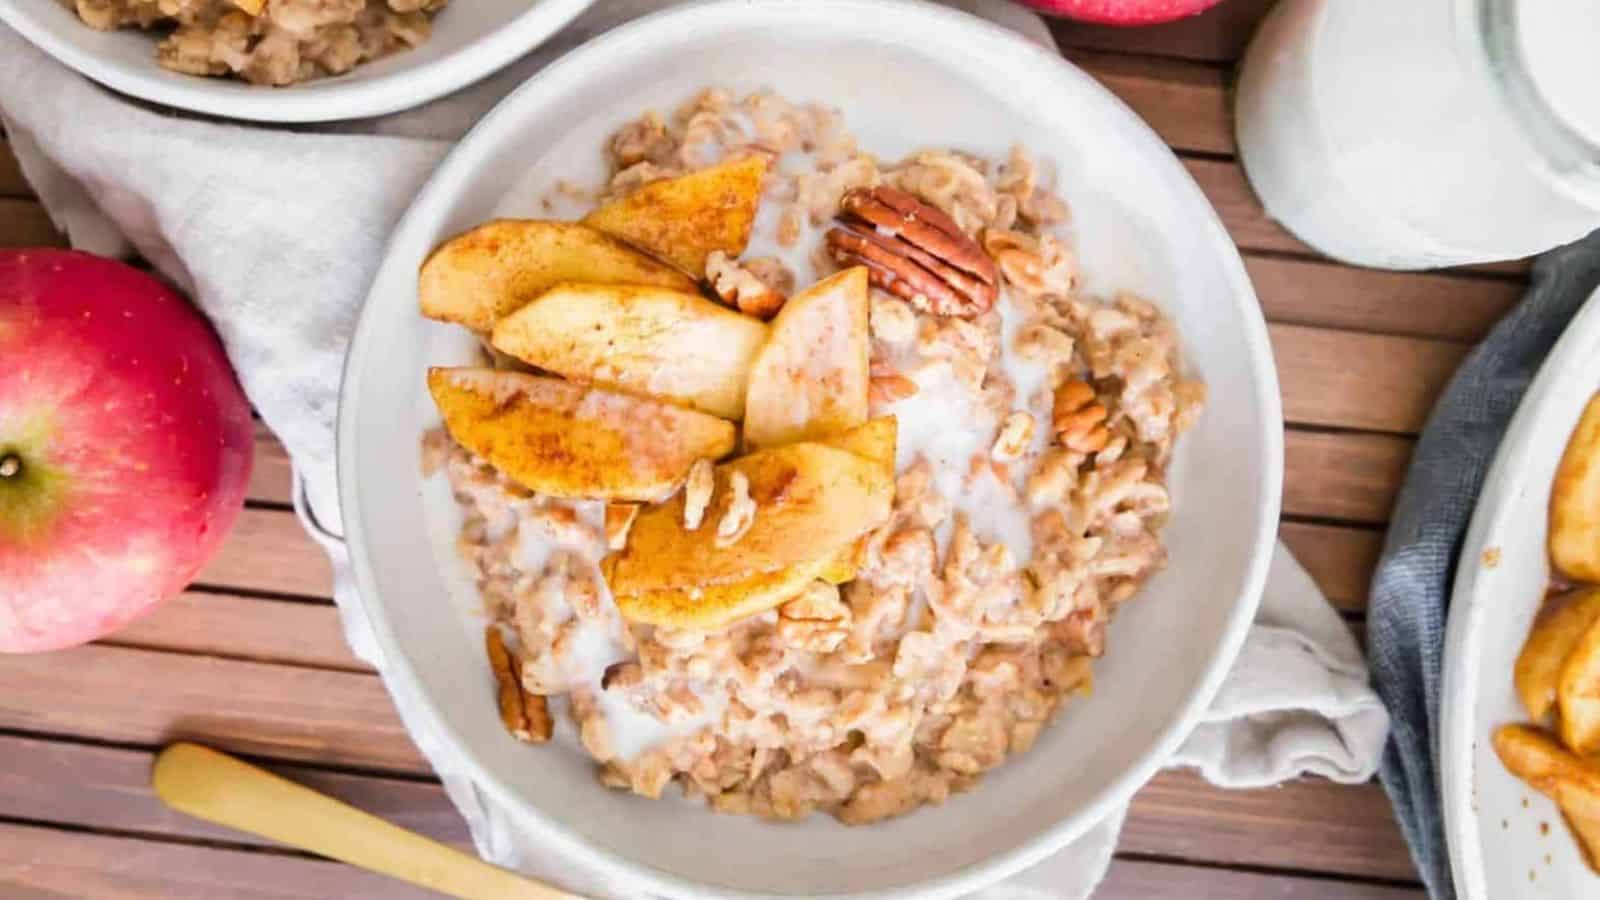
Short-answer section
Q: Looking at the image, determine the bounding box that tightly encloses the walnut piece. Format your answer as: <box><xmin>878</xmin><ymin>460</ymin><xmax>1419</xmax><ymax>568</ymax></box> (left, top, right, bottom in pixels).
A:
<box><xmin>982</xmin><ymin>228</ymin><xmax>1076</xmax><ymax>299</ymax></box>
<box><xmin>1052</xmin><ymin>380</ymin><xmax>1109</xmax><ymax>453</ymax></box>
<box><xmin>683</xmin><ymin>459</ymin><xmax>715</xmax><ymax>530</ymax></box>
<box><xmin>485</xmin><ymin>626</ymin><xmax>552</xmax><ymax>743</ymax></box>
<box><xmin>778</xmin><ymin>581</ymin><xmax>852</xmax><ymax>653</ymax></box>
<box><xmin>869</xmin><ymin>373</ymin><xmax>920</xmax><ymax>407</ymax></box>
<box><xmin>824</xmin><ymin>186</ymin><xmax>998</xmax><ymax>317</ymax></box>
<box><xmin>715</xmin><ymin>471</ymin><xmax>757</xmax><ymax>547</ymax></box>
<box><xmin>992</xmin><ymin>411</ymin><xmax>1036</xmax><ymax>462</ymax></box>
<box><xmin>706</xmin><ymin>250</ymin><xmax>786</xmax><ymax>320</ymax></box>
<box><xmin>870</xmin><ymin>293</ymin><xmax>917</xmax><ymax>346</ymax></box>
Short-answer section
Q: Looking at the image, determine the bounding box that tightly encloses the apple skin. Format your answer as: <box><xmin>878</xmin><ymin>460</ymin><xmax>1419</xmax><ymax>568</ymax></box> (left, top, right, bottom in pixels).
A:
<box><xmin>1019</xmin><ymin>0</ymin><xmax>1224</xmax><ymax>25</ymax></box>
<box><xmin>0</xmin><ymin>249</ymin><xmax>254</xmax><ymax>653</ymax></box>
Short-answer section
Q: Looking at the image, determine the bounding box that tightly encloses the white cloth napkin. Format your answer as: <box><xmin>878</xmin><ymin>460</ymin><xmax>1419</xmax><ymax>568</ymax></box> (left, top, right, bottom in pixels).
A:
<box><xmin>0</xmin><ymin>2</ymin><xmax>1390</xmax><ymax>895</ymax></box>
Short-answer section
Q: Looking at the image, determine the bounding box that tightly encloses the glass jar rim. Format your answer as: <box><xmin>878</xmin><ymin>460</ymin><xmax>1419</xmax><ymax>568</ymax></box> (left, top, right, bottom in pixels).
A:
<box><xmin>1460</xmin><ymin>0</ymin><xmax>1600</xmax><ymax>200</ymax></box>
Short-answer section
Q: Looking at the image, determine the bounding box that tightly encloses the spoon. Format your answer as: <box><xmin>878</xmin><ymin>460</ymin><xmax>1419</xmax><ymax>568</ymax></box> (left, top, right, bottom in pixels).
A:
<box><xmin>152</xmin><ymin>742</ymin><xmax>582</xmax><ymax>900</ymax></box>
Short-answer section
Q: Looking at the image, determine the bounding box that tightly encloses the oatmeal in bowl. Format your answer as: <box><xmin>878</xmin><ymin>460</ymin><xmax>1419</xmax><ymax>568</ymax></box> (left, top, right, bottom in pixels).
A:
<box><xmin>61</xmin><ymin>0</ymin><xmax>450</xmax><ymax>85</ymax></box>
<box><xmin>0</xmin><ymin>0</ymin><xmax>595</xmax><ymax>121</ymax></box>
<box><xmin>418</xmin><ymin>89</ymin><xmax>1206</xmax><ymax>825</ymax></box>
<box><xmin>340</xmin><ymin>4</ymin><xmax>1279</xmax><ymax>894</ymax></box>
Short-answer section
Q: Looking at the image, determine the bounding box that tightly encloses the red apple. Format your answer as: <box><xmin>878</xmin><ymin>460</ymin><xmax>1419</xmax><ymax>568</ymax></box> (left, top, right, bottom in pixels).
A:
<box><xmin>1020</xmin><ymin>0</ymin><xmax>1224</xmax><ymax>25</ymax></box>
<box><xmin>0</xmin><ymin>249</ymin><xmax>253</xmax><ymax>653</ymax></box>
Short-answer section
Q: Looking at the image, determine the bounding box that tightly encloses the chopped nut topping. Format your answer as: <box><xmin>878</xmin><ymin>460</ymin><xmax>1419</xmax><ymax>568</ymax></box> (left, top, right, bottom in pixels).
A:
<box><xmin>1052</xmin><ymin>380</ymin><xmax>1109</xmax><ymax>453</ymax></box>
<box><xmin>715</xmin><ymin>471</ymin><xmax>757</xmax><ymax>547</ymax></box>
<box><xmin>992</xmin><ymin>411</ymin><xmax>1037</xmax><ymax>462</ymax></box>
<box><xmin>778</xmin><ymin>581</ymin><xmax>852</xmax><ymax>653</ymax></box>
<box><xmin>869</xmin><ymin>293</ymin><xmax>918</xmax><ymax>346</ymax></box>
<box><xmin>982</xmin><ymin>228</ymin><xmax>1077</xmax><ymax>299</ymax></box>
<box><xmin>683</xmin><ymin>459</ymin><xmax>715</xmax><ymax>530</ymax></box>
<box><xmin>869</xmin><ymin>373</ymin><xmax>920</xmax><ymax>407</ymax></box>
<box><xmin>602</xmin><ymin>661</ymin><xmax>644</xmax><ymax>691</ymax></box>
<box><xmin>706</xmin><ymin>250</ymin><xmax>787</xmax><ymax>320</ymax></box>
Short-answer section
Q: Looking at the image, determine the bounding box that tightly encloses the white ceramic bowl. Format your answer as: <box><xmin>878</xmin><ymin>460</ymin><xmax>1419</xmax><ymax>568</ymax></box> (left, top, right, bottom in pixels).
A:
<box><xmin>1443</xmin><ymin>288</ymin><xmax>1600</xmax><ymax>900</ymax></box>
<box><xmin>338</xmin><ymin>1</ymin><xmax>1283</xmax><ymax>896</ymax></box>
<box><xmin>0</xmin><ymin>0</ymin><xmax>594</xmax><ymax>122</ymax></box>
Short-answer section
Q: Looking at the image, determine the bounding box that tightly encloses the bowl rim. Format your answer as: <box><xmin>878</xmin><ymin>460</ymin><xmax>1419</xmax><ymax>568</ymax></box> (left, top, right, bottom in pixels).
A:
<box><xmin>0</xmin><ymin>0</ymin><xmax>596</xmax><ymax>123</ymax></box>
<box><xmin>1440</xmin><ymin>286</ymin><xmax>1600</xmax><ymax>900</ymax></box>
<box><xmin>337</xmin><ymin>1</ymin><xmax>1284</xmax><ymax>895</ymax></box>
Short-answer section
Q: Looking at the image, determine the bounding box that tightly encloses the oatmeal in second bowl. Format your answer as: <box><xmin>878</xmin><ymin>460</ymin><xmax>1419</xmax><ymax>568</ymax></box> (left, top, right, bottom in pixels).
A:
<box><xmin>340</xmin><ymin>2</ymin><xmax>1282</xmax><ymax>896</ymax></box>
<box><xmin>0</xmin><ymin>0</ymin><xmax>594</xmax><ymax>120</ymax></box>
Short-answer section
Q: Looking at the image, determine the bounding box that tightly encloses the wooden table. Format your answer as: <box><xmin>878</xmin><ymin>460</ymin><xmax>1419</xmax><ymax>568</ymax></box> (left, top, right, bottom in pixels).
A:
<box><xmin>0</xmin><ymin>2</ymin><xmax>1504</xmax><ymax>895</ymax></box>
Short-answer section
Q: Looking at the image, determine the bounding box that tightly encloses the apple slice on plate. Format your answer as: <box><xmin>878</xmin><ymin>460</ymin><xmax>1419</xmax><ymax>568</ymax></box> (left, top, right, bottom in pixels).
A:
<box><xmin>427</xmin><ymin>367</ymin><xmax>735</xmax><ymax>502</ymax></box>
<box><xmin>1551</xmin><ymin>392</ymin><xmax>1600</xmax><ymax>583</ymax></box>
<box><xmin>418</xmin><ymin>220</ymin><xmax>696</xmax><ymax>332</ymax></box>
<box><xmin>1516</xmin><ymin>588</ymin><xmax>1600</xmax><ymax>722</ymax></box>
<box><xmin>1559</xmin><ymin>615</ymin><xmax>1600</xmax><ymax>755</ymax></box>
<box><xmin>743</xmin><ymin>266</ymin><xmax>870</xmax><ymax>449</ymax></box>
<box><xmin>584</xmin><ymin>155</ymin><xmax>766</xmax><ymax>277</ymax></box>
<box><xmin>490</xmin><ymin>283</ymin><xmax>768</xmax><ymax>421</ymax></box>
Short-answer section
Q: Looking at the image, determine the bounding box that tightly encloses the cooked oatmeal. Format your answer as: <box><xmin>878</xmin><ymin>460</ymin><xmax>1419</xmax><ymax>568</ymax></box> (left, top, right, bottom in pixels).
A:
<box><xmin>63</xmin><ymin>0</ymin><xmax>448</xmax><ymax>85</ymax></box>
<box><xmin>422</xmin><ymin>89</ymin><xmax>1205</xmax><ymax>824</ymax></box>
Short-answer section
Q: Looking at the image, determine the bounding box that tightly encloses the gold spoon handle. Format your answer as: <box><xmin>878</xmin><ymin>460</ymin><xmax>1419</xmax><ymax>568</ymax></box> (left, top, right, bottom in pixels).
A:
<box><xmin>152</xmin><ymin>742</ymin><xmax>581</xmax><ymax>900</ymax></box>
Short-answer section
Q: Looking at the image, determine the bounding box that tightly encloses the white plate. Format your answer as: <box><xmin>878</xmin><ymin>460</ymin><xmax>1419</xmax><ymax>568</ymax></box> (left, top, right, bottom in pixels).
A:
<box><xmin>0</xmin><ymin>0</ymin><xmax>593</xmax><ymax>122</ymax></box>
<box><xmin>1443</xmin><ymin>288</ymin><xmax>1600</xmax><ymax>900</ymax></box>
<box><xmin>337</xmin><ymin>1</ymin><xmax>1284</xmax><ymax>896</ymax></box>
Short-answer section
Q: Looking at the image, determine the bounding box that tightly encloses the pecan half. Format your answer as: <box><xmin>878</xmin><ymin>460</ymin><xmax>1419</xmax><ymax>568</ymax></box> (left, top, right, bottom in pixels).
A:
<box><xmin>486</xmin><ymin>626</ymin><xmax>553</xmax><ymax>743</ymax></box>
<box><xmin>1052</xmin><ymin>379</ymin><xmax>1109</xmax><ymax>453</ymax></box>
<box><xmin>824</xmin><ymin>186</ymin><xmax>998</xmax><ymax>317</ymax></box>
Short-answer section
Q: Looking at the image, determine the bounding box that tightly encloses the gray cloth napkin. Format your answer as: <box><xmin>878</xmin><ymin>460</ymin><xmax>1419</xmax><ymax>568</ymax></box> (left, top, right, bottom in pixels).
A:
<box><xmin>0</xmin><ymin>3</ymin><xmax>1388</xmax><ymax>895</ymax></box>
<box><xmin>1369</xmin><ymin>229</ymin><xmax>1600</xmax><ymax>900</ymax></box>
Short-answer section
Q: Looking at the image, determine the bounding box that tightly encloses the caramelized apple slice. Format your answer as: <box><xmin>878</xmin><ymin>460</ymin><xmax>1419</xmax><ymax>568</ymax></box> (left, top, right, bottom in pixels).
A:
<box><xmin>583</xmin><ymin>156</ymin><xmax>767</xmax><ymax>277</ymax></box>
<box><xmin>427</xmin><ymin>367</ymin><xmax>734</xmax><ymax>502</ymax></box>
<box><xmin>815</xmin><ymin>416</ymin><xmax>897</xmax><ymax>583</ymax></box>
<box><xmin>418</xmin><ymin>220</ymin><xmax>696</xmax><ymax>332</ymax></box>
<box><xmin>491</xmin><ymin>283</ymin><xmax>768</xmax><ymax>420</ymax></box>
<box><xmin>742</xmin><ymin>267</ymin><xmax>870</xmax><ymax>450</ymax></box>
<box><xmin>603</xmin><ymin>441</ymin><xmax>892</xmax><ymax>595</ymax></box>
<box><xmin>615</xmin><ymin>557</ymin><xmax>832</xmax><ymax>630</ymax></box>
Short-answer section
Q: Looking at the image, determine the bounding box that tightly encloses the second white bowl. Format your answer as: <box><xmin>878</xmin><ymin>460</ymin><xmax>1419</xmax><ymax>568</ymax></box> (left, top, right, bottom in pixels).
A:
<box><xmin>0</xmin><ymin>0</ymin><xmax>595</xmax><ymax>122</ymax></box>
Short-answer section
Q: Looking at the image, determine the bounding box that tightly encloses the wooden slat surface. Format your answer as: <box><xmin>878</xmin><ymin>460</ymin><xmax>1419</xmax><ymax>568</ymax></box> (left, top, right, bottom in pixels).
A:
<box><xmin>0</xmin><ymin>734</ymin><xmax>466</xmax><ymax>852</ymax></box>
<box><xmin>0</xmin><ymin>823</ymin><xmax>1415</xmax><ymax>900</ymax></box>
<box><xmin>1067</xmin><ymin>49</ymin><xmax>1233</xmax><ymax>154</ymax></box>
<box><xmin>1097</xmin><ymin>858</ymin><xmax>1423</xmax><ymax>900</ymax></box>
<box><xmin>0</xmin><ymin>140</ymin><xmax>30</xmax><ymax>197</ymax></box>
<box><xmin>197</xmin><ymin>507</ymin><xmax>333</xmax><ymax>599</ymax></box>
<box><xmin>0</xmin><ymin>823</ymin><xmax>446</xmax><ymax>900</ymax></box>
<box><xmin>250</xmin><ymin>420</ymin><xmax>295</xmax><ymax>506</ymax></box>
<box><xmin>0</xmin><ymin>643</ymin><xmax>426</xmax><ymax>774</ymax></box>
<box><xmin>1280</xmin><ymin>522</ymin><xmax>1384</xmax><ymax>614</ymax></box>
<box><xmin>0</xmin><ymin>730</ymin><xmax>1413</xmax><ymax>881</ymax></box>
<box><xmin>1</xmin><ymin>8</ymin><xmax>1477</xmax><ymax>895</ymax></box>
<box><xmin>1283</xmin><ymin>430</ymin><xmax>1411</xmax><ymax>526</ymax></box>
<box><xmin>1049</xmin><ymin>0</ymin><xmax>1275</xmax><ymax>63</ymax></box>
<box><xmin>1247</xmin><ymin>256</ymin><xmax>1523</xmax><ymax>344</ymax></box>
<box><xmin>1276</xmin><ymin>325</ymin><xmax>1468</xmax><ymax>433</ymax></box>
<box><xmin>0</xmin><ymin>197</ymin><xmax>65</xmax><ymax>247</ymax></box>
<box><xmin>106</xmin><ymin>591</ymin><xmax>367</xmax><ymax>671</ymax></box>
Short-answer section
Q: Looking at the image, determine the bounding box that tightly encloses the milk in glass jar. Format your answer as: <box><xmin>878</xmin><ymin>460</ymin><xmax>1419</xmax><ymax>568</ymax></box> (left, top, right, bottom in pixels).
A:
<box><xmin>1235</xmin><ymin>0</ymin><xmax>1600</xmax><ymax>270</ymax></box>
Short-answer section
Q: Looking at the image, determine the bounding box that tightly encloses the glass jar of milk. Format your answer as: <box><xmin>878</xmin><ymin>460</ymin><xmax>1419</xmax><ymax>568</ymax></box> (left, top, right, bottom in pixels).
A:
<box><xmin>1235</xmin><ymin>0</ymin><xmax>1600</xmax><ymax>270</ymax></box>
